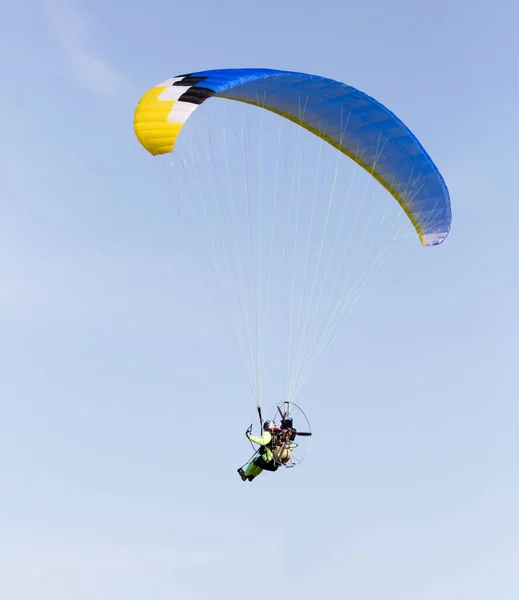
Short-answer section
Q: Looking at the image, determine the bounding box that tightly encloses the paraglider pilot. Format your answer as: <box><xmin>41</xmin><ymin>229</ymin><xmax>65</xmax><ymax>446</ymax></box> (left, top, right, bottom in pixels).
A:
<box><xmin>238</xmin><ymin>420</ymin><xmax>280</xmax><ymax>482</ymax></box>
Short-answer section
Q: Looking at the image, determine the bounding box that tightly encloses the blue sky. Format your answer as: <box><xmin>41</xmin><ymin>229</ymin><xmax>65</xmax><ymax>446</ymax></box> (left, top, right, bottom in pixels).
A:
<box><xmin>1</xmin><ymin>0</ymin><xmax>518</xmax><ymax>598</ymax></box>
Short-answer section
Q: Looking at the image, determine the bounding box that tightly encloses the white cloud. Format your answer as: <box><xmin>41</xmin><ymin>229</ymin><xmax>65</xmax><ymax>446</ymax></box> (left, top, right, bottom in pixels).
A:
<box><xmin>43</xmin><ymin>0</ymin><xmax>129</xmax><ymax>97</ymax></box>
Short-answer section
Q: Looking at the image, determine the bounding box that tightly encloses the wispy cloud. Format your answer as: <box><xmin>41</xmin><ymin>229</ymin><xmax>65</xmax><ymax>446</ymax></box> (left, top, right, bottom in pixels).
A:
<box><xmin>43</xmin><ymin>0</ymin><xmax>129</xmax><ymax>97</ymax></box>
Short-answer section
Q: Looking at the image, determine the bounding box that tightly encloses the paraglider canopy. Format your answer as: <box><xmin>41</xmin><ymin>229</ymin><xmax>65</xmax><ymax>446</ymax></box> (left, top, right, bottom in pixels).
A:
<box><xmin>134</xmin><ymin>68</ymin><xmax>451</xmax><ymax>246</ymax></box>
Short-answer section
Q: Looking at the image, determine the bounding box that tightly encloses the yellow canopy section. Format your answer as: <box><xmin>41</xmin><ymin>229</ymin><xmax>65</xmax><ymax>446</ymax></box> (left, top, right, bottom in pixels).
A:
<box><xmin>134</xmin><ymin>83</ymin><xmax>185</xmax><ymax>156</ymax></box>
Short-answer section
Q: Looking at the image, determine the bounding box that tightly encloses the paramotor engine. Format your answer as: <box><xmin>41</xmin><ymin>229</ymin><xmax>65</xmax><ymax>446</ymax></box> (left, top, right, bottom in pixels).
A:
<box><xmin>270</xmin><ymin>402</ymin><xmax>312</xmax><ymax>468</ymax></box>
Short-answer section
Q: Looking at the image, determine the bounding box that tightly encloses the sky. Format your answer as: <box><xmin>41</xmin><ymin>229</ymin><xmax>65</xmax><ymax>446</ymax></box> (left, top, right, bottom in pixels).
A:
<box><xmin>1</xmin><ymin>0</ymin><xmax>518</xmax><ymax>598</ymax></box>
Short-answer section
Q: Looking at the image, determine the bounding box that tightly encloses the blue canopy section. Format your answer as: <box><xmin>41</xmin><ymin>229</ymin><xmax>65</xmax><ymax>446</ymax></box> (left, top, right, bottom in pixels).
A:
<box><xmin>182</xmin><ymin>68</ymin><xmax>451</xmax><ymax>246</ymax></box>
